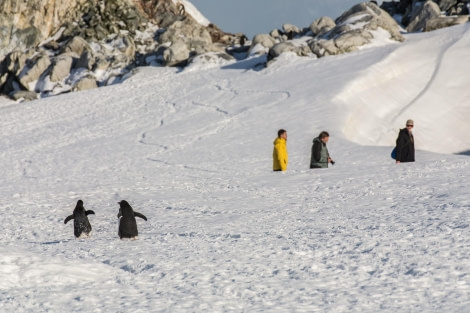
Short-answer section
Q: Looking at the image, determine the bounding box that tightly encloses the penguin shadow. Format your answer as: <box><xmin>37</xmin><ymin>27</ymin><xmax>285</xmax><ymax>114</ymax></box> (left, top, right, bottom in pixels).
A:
<box><xmin>41</xmin><ymin>239</ymin><xmax>73</xmax><ymax>245</ymax></box>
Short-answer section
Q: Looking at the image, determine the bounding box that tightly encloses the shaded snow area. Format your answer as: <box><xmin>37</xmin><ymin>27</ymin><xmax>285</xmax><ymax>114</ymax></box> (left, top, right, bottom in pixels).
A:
<box><xmin>1</xmin><ymin>23</ymin><xmax>470</xmax><ymax>312</ymax></box>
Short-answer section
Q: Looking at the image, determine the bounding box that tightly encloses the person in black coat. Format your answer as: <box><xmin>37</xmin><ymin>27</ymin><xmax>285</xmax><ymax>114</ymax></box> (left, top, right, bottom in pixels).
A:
<box><xmin>396</xmin><ymin>119</ymin><xmax>415</xmax><ymax>163</ymax></box>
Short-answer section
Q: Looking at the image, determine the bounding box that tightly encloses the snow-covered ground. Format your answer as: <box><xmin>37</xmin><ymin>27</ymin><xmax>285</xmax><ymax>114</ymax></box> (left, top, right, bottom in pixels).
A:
<box><xmin>1</xmin><ymin>22</ymin><xmax>470</xmax><ymax>312</ymax></box>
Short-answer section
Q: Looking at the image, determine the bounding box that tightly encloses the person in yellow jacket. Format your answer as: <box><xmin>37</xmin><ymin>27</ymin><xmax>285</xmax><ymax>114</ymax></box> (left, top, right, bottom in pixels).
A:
<box><xmin>273</xmin><ymin>129</ymin><xmax>288</xmax><ymax>171</ymax></box>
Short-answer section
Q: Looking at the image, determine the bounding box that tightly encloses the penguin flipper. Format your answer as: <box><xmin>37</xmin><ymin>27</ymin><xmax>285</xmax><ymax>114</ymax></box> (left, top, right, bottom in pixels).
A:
<box><xmin>86</xmin><ymin>210</ymin><xmax>95</xmax><ymax>216</ymax></box>
<box><xmin>64</xmin><ymin>215</ymin><xmax>74</xmax><ymax>224</ymax></box>
<box><xmin>134</xmin><ymin>212</ymin><xmax>147</xmax><ymax>221</ymax></box>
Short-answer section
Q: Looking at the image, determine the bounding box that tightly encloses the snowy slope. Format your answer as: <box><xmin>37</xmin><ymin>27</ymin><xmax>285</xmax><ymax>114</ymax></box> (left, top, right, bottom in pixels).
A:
<box><xmin>0</xmin><ymin>23</ymin><xmax>470</xmax><ymax>312</ymax></box>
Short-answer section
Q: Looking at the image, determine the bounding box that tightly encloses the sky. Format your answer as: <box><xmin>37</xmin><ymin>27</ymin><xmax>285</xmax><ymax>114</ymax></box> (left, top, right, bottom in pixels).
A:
<box><xmin>1</xmin><ymin>17</ymin><xmax>470</xmax><ymax>312</ymax></box>
<box><xmin>189</xmin><ymin>0</ymin><xmax>382</xmax><ymax>38</ymax></box>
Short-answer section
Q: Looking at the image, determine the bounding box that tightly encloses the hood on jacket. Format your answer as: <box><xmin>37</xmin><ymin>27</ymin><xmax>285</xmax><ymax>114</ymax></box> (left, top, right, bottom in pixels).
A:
<box><xmin>313</xmin><ymin>137</ymin><xmax>323</xmax><ymax>144</ymax></box>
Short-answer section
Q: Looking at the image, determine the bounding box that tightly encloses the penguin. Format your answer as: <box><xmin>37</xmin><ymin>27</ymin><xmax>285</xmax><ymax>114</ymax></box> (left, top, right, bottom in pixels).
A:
<box><xmin>117</xmin><ymin>200</ymin><xmax>147</xmax><ymax>239</ymax></box>
<box><xmin>177</xmin><ymin>2</ymin><xmax>185</xmax><ymax>16</ymax></box>
<box><xmin>240</xmin><ymin>34</ymin><xmax>247</xmax><ymax>47</ymax></box>
<box><xmin>64</xmin><ymin>200</ymin><xmax>95</xmax><ymax>238</ymax></box>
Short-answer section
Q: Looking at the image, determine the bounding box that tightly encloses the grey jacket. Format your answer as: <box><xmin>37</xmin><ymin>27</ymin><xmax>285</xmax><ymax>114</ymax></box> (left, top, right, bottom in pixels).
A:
<box><xmin>310</xmin><ymin>137</ymin><xmax>330</xmax><ymax>168</ymax></box>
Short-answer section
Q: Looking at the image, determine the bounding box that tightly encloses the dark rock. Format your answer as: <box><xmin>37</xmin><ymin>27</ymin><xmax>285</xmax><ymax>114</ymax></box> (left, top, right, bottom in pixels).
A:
<box><xmin>9</xmin><ymin>90</ymin><xmax>38</xmax><ymax>102</ymax></box>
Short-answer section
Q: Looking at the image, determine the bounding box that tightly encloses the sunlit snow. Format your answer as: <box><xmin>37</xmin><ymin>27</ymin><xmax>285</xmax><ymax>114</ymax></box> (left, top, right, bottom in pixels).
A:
<box><xmin>1</xmin><ymin>22</ymin><xmax>470</xmax><ymax>312</ymax></box>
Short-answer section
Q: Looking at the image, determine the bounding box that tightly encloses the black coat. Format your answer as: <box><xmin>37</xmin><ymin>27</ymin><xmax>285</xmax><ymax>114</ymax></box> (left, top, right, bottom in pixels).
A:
<box><xmin>396</xmin><ymin>128</ymin><xmax>415</xmax><ymax>162</ymax></box>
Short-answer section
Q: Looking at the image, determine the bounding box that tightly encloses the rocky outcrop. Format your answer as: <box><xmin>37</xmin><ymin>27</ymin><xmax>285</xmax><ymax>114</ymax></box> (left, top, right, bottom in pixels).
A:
<box><xmin>406</xmin><ymin>0</ymin><xmax>442</xmax><ymax>32</ymax></box>
<box><xmin>0</xmin><ymin>0</ymin><xmax>151</xmax><ymax>98</ymax></box>
<box><xmin>406</xmin><ymin>0</ymin><xmax>469</xmax><ymax>32</ymax></box>
<box><xmin>159</xmin><ymin>19</ymin><xmax>212</xmax><ymax>54</ymax></box>
<box><xmin>1</xmin><ymin>0</ymin><xmax>468</xmax><ymax>101</ymax></box>
<box><xmin>18</xmin><ymin>52</ymin><xmax>52</xmax><ymax>91</ymax></box>
<box><xmin>50</xmin><ymin>54</ymin><xmax>74</xmax><ymax>83</ymax></box>
<box><xmin>424</xmin><ymin>15</ymin><xmax>469</xmax><ymax>31</ymax></box>
<box><xmin>0</xmin><ymin>0</ymin><xmax>243</xmax><ymax>100</ymax></box>
<box><xmin>0</xmin><ymin>0</ymin><xmax>84</xmax><ymax>57</ymax></box>
<box><xmin>310</xmin><ymin>17</ymin><xmax>337</xmax><ymax>37</ymax></box>
<box><xmin>381</xmin><ymin>0</ymin><xmax>470</xmax><ymax>31</ymax></box>
<box><xmin>282</xmin><ymin>24</ymin><xmax>302</xmax><ymax>38</ymax></box>
<box><xmin>255</xmin><ymin>2</ymin><xmax>403</xmax><ymax>63</ymax></box>
<box><xmin>251</xmin><ymin>34</ymin><xmax>278</xmax><ymax>50</ymax></box>
<box><xmin>9</xmin><ymin>90</ymin><xmax>38</xmax><ymax>101</ymax></box>
<box><xmin>163</xmin><ymin>40</ymin><xmax>191</xmax><ymax>66</ymax></box>
<box><xmin>308</xmin><ymin>2</ymin><xmax>404</xmax><ymax>57</ymax></box>
<box><xmin>73</xmin><ymin>75</ymin><xmax>98</xmax><ymax>91</ymax></box>
<box><xmin>336</xmin><ymin>2</ymin><xmax>404</xmax><ymax>42</ymax></box>
<box><xmin>267</xmin><ymin>42</ymin><xmax>311</xmax><ymax>62</ymax></box>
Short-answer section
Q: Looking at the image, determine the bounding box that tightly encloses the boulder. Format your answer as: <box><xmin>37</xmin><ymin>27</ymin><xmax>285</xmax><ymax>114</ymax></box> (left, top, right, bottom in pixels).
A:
<box><xmin>267</xmin><ymin>42</ymin><xmax>311</xmax><ymax>61</ymax></box>
<box><xmin>2</xmin><ymin>50</ymin><xmax>34</xmax><ymax>77</ymax></box>
<box><xmin>397</xmin><ymin>0</ymin><xmax>469</xmax><ymax>27</ymax></box>
<box><xmin>397</xmin><ymin>0</ymin><xmax>413</xmax><ymax>15</ymax></box>
<box><xmin>75</xmin><ymin>50</ymin><xmax>96</xmax><ymax>70</ymax></box>
<box><xmin>308</xmin><ymin>39</ymin><xmax>341</xmax><ymax>57</ymax></box>
<box><xmin>19</xmin><ymin>52</ymin><xmax>52</xmax><ymax>91</ymax></box>
<box><xmin>436</xmin><ymin>0</ymin><xmax>459</xmax><ymax>12</ymax></box>
<box><xmin>163</xmin><ymin>40</ymin><xmax>191</xmax><ymax>66</ymax></box>
<box><xmin>335</xmin><ymin>2</ymin><xmax>404</xmax><ymax>42</ymax></box>
<box><xmin>104</xmin><ymin>34</ymin><xmax>137</xmax><ymax>65</ymax></box>
<box><xmin>159</xmin><ymin>19</ymin><xmax>213</xmax><ymax>54</ymax></box>
<box><xmin>310</xmin><ymin>17</ymin><xmax>336</xmax><ymax>37</ymax></box>
<box><xmin>447</xmin><ymin>2</ymin><xmax>469</xmax><ymax>15</ymax></box>
<box><xmin>156</xmin><ymin>12</ymin><xmax>185</xmax><ymax>29</ymax></box>
<box><xmin>424</xmin><ymin>15</ymin><xmax>469</xmax><ymax>31</ymax></box>
<box><xmin>0</xmin><ymin>72</ymin><xmax>7</xmax><ymax>88</ymax></box>
<box><xmin>334</xmin><ymin>29</ymin><xmax>373</xmax><ymax>52</ymax></box>
<box><xmin>250</xmin><ymin>34</ymin><xmax>277</xmax><ymax>50</ymax></box>
<box><xmin>186</xmin><ymin>52</ymin><xmax>234</xmax><ymax>70</ymax></box>
<box><xmin>0</xmin><ymin>75</ymin><xmax>22</xmax><ymax>95</ymax></box>
<box><xmin>73</xmin><ymin>75</ymin><xmax>97</xmax><ymax>91</ymax></box>
<box><xmin>380</xmin><ymin>1</ymin><xmax>401</xmax><ymax>17</ymax></box>
<box><xmin>269</xmin><ymin>29</ymin><xmax>287</xmax><ymax>41</ymax></box>
<box><xmin>206</xmin><ymin>23</ymin><xmax>238</xmax><ymax>46</ymax></box>
<box><xmin>94</xmin><ymin>58</ymin><xmax>111</xmax><ymax>72</ymax></box>
<box><xmin>309</xmin><ymin>2</ymin><xmax>404</xmax><ymax>58</ymax></box>
<box><xmin>268</xmin><ymin>42</ymin><xmax>299</xmax><ymax>61</ymax></box>
<box><xmin>0</xmin><ymin>26</ymin><xmax>43</xmax><ymax>56</ymax></box>
<box><xmin>62</xmin><ymin>36</ymin><xmax>91</xmax><ymax>57</ymax></box>
<box><xmin>406</xmin><ymin>0</ymin><xmax>442</xmax><ymax>32</ymax></box>
<box><xmin>8</xmin><ymin>90</ymin><xmax>38</xmax><ymax>102</ymax></box>
<box><xmin>50</xmin><ymin>54</ymin><xmax>74</xmax><ymax>82</ymax></box>
<box><xmin>282</xmin><ymin>24</ymin><xmax>301</xmax><ymax>38</ymax></box>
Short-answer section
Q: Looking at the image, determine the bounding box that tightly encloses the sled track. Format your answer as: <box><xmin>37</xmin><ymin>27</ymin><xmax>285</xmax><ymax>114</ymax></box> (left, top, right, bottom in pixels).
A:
<box><xmin>391</xmin><ymin>26</ymin><xmax>468</xmax><ymax>123</ymax></box>
<box><xmin>137</xmin><ymin>78</ymin><xmax>291</xmax><ymax>151</ymax></box>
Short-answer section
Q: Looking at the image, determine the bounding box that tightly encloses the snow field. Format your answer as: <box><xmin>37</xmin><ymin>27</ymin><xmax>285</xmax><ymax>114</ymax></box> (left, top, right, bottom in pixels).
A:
<box><xmin>1</xmin><ymin>23</ymin><xmax>470</xmax><ymax>312</ymax></box>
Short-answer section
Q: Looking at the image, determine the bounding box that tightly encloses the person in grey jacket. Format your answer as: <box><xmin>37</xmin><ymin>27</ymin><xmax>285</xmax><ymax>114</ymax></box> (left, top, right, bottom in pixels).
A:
<box><xmin>310</xmin><ymin>131</ymin><xmax>334</xmax><ymax>168</ymax></box>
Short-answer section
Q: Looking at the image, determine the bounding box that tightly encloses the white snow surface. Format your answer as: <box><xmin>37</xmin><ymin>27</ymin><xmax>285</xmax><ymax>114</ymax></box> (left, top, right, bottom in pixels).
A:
<box><xmin>1</xmin><ymin>23</ymin><xmax>470</xmax><ymax>312</ymax></box>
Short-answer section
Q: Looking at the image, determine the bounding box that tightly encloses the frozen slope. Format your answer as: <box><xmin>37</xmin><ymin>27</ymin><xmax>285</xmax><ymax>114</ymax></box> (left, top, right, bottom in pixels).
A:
<box><xmin>337</xmin><ymin>24</ymin><xmax>470</xmax><ymax>153</ymax></box>
<box><xmin>0</xmin><ymin>24</ymin><xmax>470</xmax><ymax>312</ymax></box>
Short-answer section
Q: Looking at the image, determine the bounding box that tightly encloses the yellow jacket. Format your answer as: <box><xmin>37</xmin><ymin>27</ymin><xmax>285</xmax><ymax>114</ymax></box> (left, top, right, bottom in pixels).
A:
<box><xmin>273</xmin><ymin>137</ymin><xmax>288</xmax><ymax>171</ymax></box>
